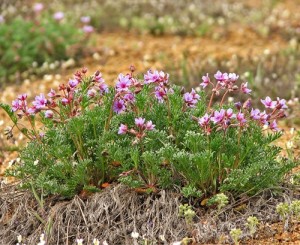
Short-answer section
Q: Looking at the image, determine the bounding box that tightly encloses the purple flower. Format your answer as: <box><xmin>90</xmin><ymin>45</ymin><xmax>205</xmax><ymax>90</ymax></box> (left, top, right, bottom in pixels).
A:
<box><xmin>0</xmin><ymin>15</ymin><xmax>5</xmax><ymax>23</ymax></box>
<box><xmin>99</xmin><ymin>82</ymin><xmax>109</xmax><ymax>94</ymax></box>
<box><xmin>113</xmin><ymin>99</ymin><xmax>126</xmax><ymax>114</ymax></box>
<box><xmin>184</xmin><ymin>89</ymin><xmax>200</xmax><ymax>108</ymax></box>
<box><xmin>154</xmin><ymin>86</ymin><xmax>167</xmax><ymax>103</ymax></box>
<box><xmin>82</xmin><ymin>25</ymin><xmax>94</xmax><ymax>33</ymax></box>
<box><xmin>214</xmin><ymin>71</ymin><xmax>228</xmax><ymax>81</ymax></box>
<box><xmin>87</xmin><ymin>89</ymin><xmax>97</xmax><ymax>98</ymax></box>
<box><xmin>135</xmin><ymin>117</ymin><xmax>145</xmax><ymax>128</ymax></box>
<box><xmin>12</xmin><ymin>99</ymin><xmax>20</xmax><ymax>112</ymax></box>
<box><xmin>200</xmin><ymin>73</ymin><xmax>210</xmax><ymax>88</ymax></box>
<box><xmin>116</xmin><ymin>74</ymin><xmax>131</xmax><ymax>92</ymax></box>
<box><xmin>17</xmin><ymin>94</ymin><xmax>27</xmax><ymax>101</ymax></box>
<box><xmin>241</xmin><ymin>82</ymin><xmax>252</xmax><ymax>94</ymax></box>
<box><xmin>144</xmin><ymin>70</ymin><xmax>160</xmax><ymax>84</ymax></box>
<box><xmin>237</xmin><ymin>112</ymin><xmax>246</xmax><ymax>125</ymax></box>
<box><xmin>45</xmin><ymin>110</ymin><xmax>54</xmax><ymax>118</ymax></box>
<box><xmin>259</xmin><ymin>111</ymin><xmax>269</xmax><ymax>124</ymax></box>
<box><xmin>250</xmin><ymin>108</ymin><xmax>260</xmax><ymax>120</ymax></box>
<box><xmin>226</xmin><ymin>108</ymin><xmax>235</xmax><ymax>119</ymax></box>
<box><xmin>275</xmin><ymin>97</ymin><xmax>288</xmax><ymax>109</ymax></box>
<box><xmin>124</xmin><ymin>92</ymin><xmax>135</xmax><ymax>103</ymax></box>
<box><xmin>69</xmin><ymin>79</ymin><xmax>79</xmax><ymax>88</ymax></box>
<box><xmin>234</xmin><ymin>102</ymin><xmax>242</xmax><ymax>110</ymax></box>
<box><xmin>118</xmin><ymin>124</ymin><xmax>128</xmax><ymax>134</ymax></box>
<box><xmin>211</xmin><ymin>109</ymin><xmax>226</xmax><ymax>124</ymax></box>
<box><xmin>94</xmin><ymin>72</ymin><xmax>105</xmax><ymax>83</ymax></box>
<box><xmin>261</xmin><ymin>96</ymin><xmax>276</xmax><ymax>109</ymax></box>
<box><xmin>53</xmin><ymin>12</ymin><xmax>64</xmax><ymax>21</ymax></box>
<box><xmin>269</xmin><ymin>120</ymin><xmax>278</xmax><ymax>131</ymax></box>
<box><xmin>80</xmin><ymin>16</ymin><xmax>91</xmax><ymax>24</ymax></box>
<box><xmin>27</xmin><ymin>107</ymin><xmax>36</xmax><ymax>115</ymax></box>
<box><xmin>228</xmin><ymin>73</ymin><xmax>239</xmax><ymax>82</ymax></box>
<box><xmin>47</xmin><ymin>89</ymin><xmax>56</xmax><ymax>98</ymax></box>
<box><xmin>33</xmin><ymin>3</ymin><xmax>44</xmax><ymax>12</ymax></box>
<box><xmin>61</xmin><ymin>98</ymin><xmax>69</xmax><ymax>106</ymax></box>
<box><xmin>145</xmin><ymin>121</ymin><xmax>155</xmax><ymax>131</ymax></box>
<box><xmin>198</xmin><ymin>113</ymin><xmax>210</xmax><ymax>127</ymax></box>
<box><xmin>32</xmin><ymin>94</ymin><xmax>47</xmax><ymax>109</ymax></box>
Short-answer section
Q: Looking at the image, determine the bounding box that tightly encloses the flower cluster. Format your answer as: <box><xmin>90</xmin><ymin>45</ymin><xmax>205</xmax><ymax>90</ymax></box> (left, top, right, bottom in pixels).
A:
<box><xmin>118</xmin><ymin>117</ymin><xmax>155</xmax><ymax>140</ymax></box>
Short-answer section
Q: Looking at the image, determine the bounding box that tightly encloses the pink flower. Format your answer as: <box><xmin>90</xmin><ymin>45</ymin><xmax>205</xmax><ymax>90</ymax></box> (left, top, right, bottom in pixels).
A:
<box><xmin>241</xmin><ymin>82</ymin><xmax>251</xmax><ymax>94</ymax></box>
<box><xmin>47</xmin><ymin>89</ymin><xmax>56</xmax><ymax>98</ymax></box>
<box><xmin>269</xmin><ymin>120</ymin><xmax>279</xmax><ymax>131</ymax></box>
<box><xmin>198</xmin><ymin>113</ymin><xmax>210</xmax><ymax>127</ymax></box>
<box><xmin>261</xmin><ymin>96</ymin><xmax>276</xmax><ymax>109</ymax></box>
<box><xmin>259</xmin><ymin>111</ymin><xmax>270</xmax><ymax>124</ymax></box>
<box><xmin>45</xmin><ymin>110</ymin><xmax>54</xmax><ymax>118</ymax></box>
<box><xmin>237</xmin><ymin>112</ymin><xmax>246</xmax><ymax>125</ymax></box>
<box><xmin>0</xmin><ymin>15</ymin><xmax>4</xmax><ymax>23</ymax></box>
<box><xmin>116</xmin><ymin>74</ymin><xmax>131</xmax><ymax>92</ymax></box>
<box><xmin>145</xmin><ymin>121</ymin><xmax>155</xmax><ymax>131</ymax></box>
<box><xmin>211</xmin><ymin>109</ymin><xmax>226</xmax><ymax>124</ymax></box>
<box><xmin>61</xmin><ymin>98</ymin><xmax>69</xmax><ymax>106</ymax></box>
<box><xmin>87</xmin><ymin>89</ymin><xmax>97</xmax><ymax>98</ymax></box>
<box><xmin>226</xmin><ymin>108</ymin><xmax>235</xmax><ymax>119</ymax></box>
<box><xmin>12</xmin><ymin>99</ymin><xmax>20</xmax><ymax>112</ymax></box>
<box><xmin>33</xmin><ymin>3</ymin><xmax>44</xmax><ymax>12</ymax></box>
<box><xmin>32</xmin><ymin>94</ymin><xmax>47</xmax><ymax>109</ymax></box>
<box><xmin>200</xmin><ymin>73</ymin><xmax>210</xmax><ymax>88</ymax></box>
<box><xmin>17</xmin><ymin>94</ymin><xmax>27</xmax><ymax>101</ymax></box>
<box><xmin>82</xmin><ymin>25</ymin><xmax>94</xmax><ymax>33</ymax></box>
<box><xmin>113</xmin><ymin>99</ymin><xmax>126</xmax><ymax>114</ymax></box>
<box><xmin>275</xmin><ymin>97</ymin><xmax>288</xmax><ymax>109</ymax></box>
<box><xmin>118</xmin><ymin>124</ymin><xmax>128</xmax><ymax>134</ymax></box>
<box><xmin>53</xmin><ymin>12</ymin><xmax>64</xmax><ymax>21</ymax></box>
<box><xmin>250</xmin><ymin>108</ymin><xmax>260</xmax><ymax>120</ymax></box>
<box><xmin>69</xmin><ymin>79</ymin><xmax>79</xmax><ymax>88</ymax></box>
<box><xmin>123</xmin><ymin>92</ymin><xmax>135</xmax><ymax>103</ymax></box>
<box><xmin>80</xmin><ymin>16</ymin><xmax>91</xmax><ymax>24</ymax></box>
<box><xmin>27</xmin><ymin>107</ymin><xmax>36</xmax><ymax>115</ymax></box>
<box><xmin>154</xmin><ymin>86</ymin><xmax>167</xmax><ymax>103</ymax></box>
<box><xmin>184</xmin><ymin>89</ymin><xmax>200</xmax><ymax>108</ymax></box>
<box><xmin>135</xmin><ymin>117</ymin><xmax>145</xmax><ymax>128</ymax></box>
<box><xmin>144</xmin><ymin>70</ymin><xmax>160</xmax><ymax>84</ymax></box>
<box><xmin>214</xmin><ymin>71</ymin><xmax>228</xmax><ymax>81</ymax></box>
<box><xmin>228</xmin><ymin>73</ymin><xmax>239</xmax><ymax>82</ymax></box>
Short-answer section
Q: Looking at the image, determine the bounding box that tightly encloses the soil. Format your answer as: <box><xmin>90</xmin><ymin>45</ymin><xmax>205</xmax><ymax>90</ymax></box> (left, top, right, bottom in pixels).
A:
<box><xmin>0</xmin><ymin>15</ymin><xmax>300</xmax><ymax>244</ymax></box>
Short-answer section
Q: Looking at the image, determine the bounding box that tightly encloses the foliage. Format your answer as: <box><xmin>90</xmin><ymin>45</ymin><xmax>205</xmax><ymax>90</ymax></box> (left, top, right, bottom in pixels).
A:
<box><xmin>1</xmin><ymin>68</ymin><xmax>296</xmax><ymax>198</ymax></box>
<box><xmin>0</xmin><ymin>9</ymin><xmax>89</xmax><ymax>85</ymax></box>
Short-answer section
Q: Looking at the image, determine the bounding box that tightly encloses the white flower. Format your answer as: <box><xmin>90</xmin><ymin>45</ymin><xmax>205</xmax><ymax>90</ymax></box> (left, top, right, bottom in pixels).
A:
<box><xmin>17</xmin><ymin>235</ymin><xmax>22</xmax><ymax>243</ymax></box>
<box><xmin>92</xmin><ymin>238</ymin><xmax>100</xmax><ymax>245</ymax></box>
<box><xmin>76</xmin><ymin>239</ymin><xmax>83</xmax><ymax>245</ymax></box>
<box><xmin>34</xmin><ymin>160</ymin><xmax>39</xmax><ymax>165</ymax></box>
<box><xmin>172</xmin><ymin>242</ymin><xmax>181</xmax><ymax>245</ymax></box>
<box><xmin>102</xmin><ymin>241</ymin><xmax>108</xmax><ymax>245</ymax></box>
<box><xmin>131</xmin><ymin>231</ymin><xmax>139</xmax><ymax>239</ymax></box>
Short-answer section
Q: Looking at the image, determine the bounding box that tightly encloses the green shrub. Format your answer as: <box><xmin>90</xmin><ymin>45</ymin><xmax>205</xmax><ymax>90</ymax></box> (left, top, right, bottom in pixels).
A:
<box><xmin>1</xmin><ymin>69</ymin><xmax>296</xmax><ymax>198</ymax></box>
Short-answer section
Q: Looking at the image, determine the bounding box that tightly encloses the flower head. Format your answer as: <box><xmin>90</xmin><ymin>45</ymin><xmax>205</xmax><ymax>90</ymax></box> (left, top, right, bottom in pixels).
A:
<box><xmin>12</xmin><ymin>99</ymin><xmax>20</xmax><ymax>112</ymax></box>
<box><xmin>214</xmin><ymin>71</ymin><xmax>228</xmax><ymax>81</ymax></box>
<box><xmin>113</xmin><ymin>99</ymin><xmax>126</xmax><ymax>114</ymax></box>
<box><xmin>154</xmin><ymin>86</ymin><xmax>167</xmax><ymax>103</ymax></box>
<box><xmin>211</xmin><ymin>109</ymin><xmax>226</xmax><ymax>124</ymax></box>
<box><xmin>116</xmin><ymin>74</ymin><xmax>131</xmax><ymax>92</ymax></box>
<box><xmin>135</xmin><ymin>117</ymin><xmax>145</xmax><ymax>128</ymax></box>
<box><xmin>198</xmin><ymin>113</ymin><xmax>210</xmax><ymax>127</ymax></box>
<box><xmin>45</xmin><ymin>110</ymin><xmax>53</xmax><ymax>118</ymax></box>
<box><xmin>53</xmin><ymin>12</ymin><xmax>64</xmax><ymax>21</ymax></box>
<box><xmin>82</xmin><ymin>25</ymin><xmax>94</xmax><ymax>34</ymax></box>
<box><xmin>261</xmin><ymin>96</ymin><xmax>276</xmax><ymax>109</ymax></box>
<box><xmin>118</xmin><ymin>124</ymin><xmax>128</xmax><ymax>134</ymax></box>
<box><xmin>237</xmin><ymin>112</ymin><xmax>246</xmax><ymax>125</ymax></box>
<box><xmin>241</xmin><ymin>82</ymin><xmax>251</xmax><ymax>94</ymax></box>
<box><xmin>200</xmin><ymin>73</ymin><xmax>210</xmax><ymax>88</ymax></box>
<box><xmin>69</xmin><ymin>78</ymin><xmax>79</xmax><ymax>88</ymax></box>
<box><xmin>275</xmin><ymin>97</ymin><xmax>288</xmax><ymax>109</ymax></box>
<box><xmin>48</xmin><ymin>89</ymin><xmax>56</xmax><ymax>98</ymax></box>
<box><xmin>269</xmin><ymin>120</ymin><xmax>279</xmax><ymax>131</ymax></box>
<box><xmin>184</xmin><ymin>89</ymin><xmax>200</xmax><ymax>108</ymax></box>
<box><xmin>33</xmin><ymin>3</ymin><xmax>44</xmax><ymax>12</ymax></box>
<box><xmin>81</xmin><ymin>16</ymin><xmax>91</xmax><ymax>24</ymax></box>
<box><xmin>87</xmin><ymin>89</ymin><xmax>97</xmax><ymax>98</ymax></box>
<box><xmin>32</xmin><ymin>94</ymin><xmax>47</xmax><ymax>109</ymax></box>
<box><xmin>228</xmin><ymin>73</ymin><xmax>239</xmax><ymax>82</ymax></box>
<box><xmin>145</xmin><ymin>120</ymin><xmax>155</xmax><ymax>131</ymax></box>
<box><xmin>250</xmin><ymin>108</ymin><xmax>260</xmax><ymax>120</ymax></box>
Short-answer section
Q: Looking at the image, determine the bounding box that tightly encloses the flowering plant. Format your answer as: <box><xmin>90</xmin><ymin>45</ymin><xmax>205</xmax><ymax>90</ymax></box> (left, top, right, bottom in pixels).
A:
<box><xmin>1</xmin><ymin>68</ymin><xmax>295</xmax><ymax>197</ymax></box>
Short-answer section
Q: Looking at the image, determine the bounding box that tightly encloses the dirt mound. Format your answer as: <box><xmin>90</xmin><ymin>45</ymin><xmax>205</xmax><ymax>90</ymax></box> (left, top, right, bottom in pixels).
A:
<box><xmin>1</xmin><ymin>183</ymin><xmax>299</xmax><ymax>244</ymax></box>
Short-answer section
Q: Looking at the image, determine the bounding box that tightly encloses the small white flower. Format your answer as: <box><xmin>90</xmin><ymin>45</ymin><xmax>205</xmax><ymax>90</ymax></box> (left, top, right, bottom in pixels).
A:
<box><xmin>17</xmin><ymin>235</ymin><xmax>22</xmax><ymax>243</ymax></box>
<box><xmin>228</xmin><ymin>97</ymin><xmax>234</xmax><ymax>103</ymax></box>
<box><xmin>102</xmin><ymin>241</ymin><xmax>108</xmax><ymax>245</ymax></box>
<box><xmin>92</xmin><ymin>238</ymin><xmax>100</xmax><ymax>245</ymax></box>
<box><xmin>76</xmin><ymin>239</ymin><xmax>83</xmax><ymax>245</ymax></box>
<box><xmin>34</xmin><ymin>160</ymin><xmax>39</xmax><ymax>165</ymax></box>
<box><xmin>131</xmin><ymin>231</ymin><xmax>139</xmax><ymax>239</ymax></box>
<box><xmin>172</xmin><ymin>242</ymin><xmax>181</xmax><ymax>245</ymax></box>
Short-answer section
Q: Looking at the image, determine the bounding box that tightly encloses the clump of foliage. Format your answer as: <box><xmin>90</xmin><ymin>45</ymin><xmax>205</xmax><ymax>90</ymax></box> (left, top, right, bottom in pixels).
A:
<box><xmin>1</xmin><ymin>67</ymin><xmax>295</xmax><ymax>198</ymax></box>
<box><xmin>0</xmin><ymin>3</ymin><xmax>93</xmax><ymax>84</ymax></box>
